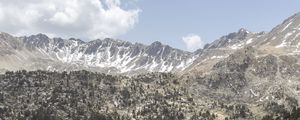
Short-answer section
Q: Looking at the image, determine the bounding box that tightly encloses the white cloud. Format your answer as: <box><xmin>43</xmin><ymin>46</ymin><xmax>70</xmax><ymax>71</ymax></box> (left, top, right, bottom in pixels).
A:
<box><xmin>0</xmin><ymin>0</ymin><xmax>140</xmax><ymax>40</ymax></box>
<box><xmin>182</xmin><ymin>34</ymin><xmax>203</xmax><ymax>51</ymax></box>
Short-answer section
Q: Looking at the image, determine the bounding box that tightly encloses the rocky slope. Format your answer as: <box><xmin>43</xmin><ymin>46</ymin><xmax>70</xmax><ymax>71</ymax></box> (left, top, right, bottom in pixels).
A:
<box><xmin>1</xmin><ymin>66</ymin><xmax>300</xmax><ymax>120</ymax></box>
<box><xmin>180</xmin><ymin>46</ymin><xmax>300</xmax><ymax>119</ymax></box>
<box><xmin>184</xmin><ymin>12</ymin><xmax>300</xmax><ymax>75</ymax></box>
<box><xmin>0</xmin><ymin>70</ymin><xmax>218</xmax><ymax>120</ymax></box>
<box><xmin>178</xmin><ymin>12</ymin><xmax>300</xmax><ymax>119</ymax></box>
<box><xmin>181</xmin><ymin>29</ymin><xmax>264</xmax><ymax>76</ymax></box>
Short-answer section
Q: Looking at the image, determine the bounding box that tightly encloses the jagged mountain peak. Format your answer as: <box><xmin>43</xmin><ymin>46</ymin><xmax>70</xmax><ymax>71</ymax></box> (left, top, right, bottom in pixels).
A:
<box><xmin>149</xmin><ymin>41</ymin><xmax>181</xmax><ymax>51</ymax></box>
<box><xmin>150</xmin><ymin>41</ymin><xmax>163</xmax><ymax>46</ymax></box>
<box><xmin>69</xmin><ymin>38</ymin><xmax>85</xmax><ymax>43</ymax></box>
<box><xmin>31</xmin><ymin>33</ymin><xmax>49</xmax><ymax>39</ymax></box>
<box><xmin>23</xmin><ymin>33</ymin><xmax>52</xmax><ymax>48</ymax></box>
<box><xmin>204</xmin><ymin>28</ymin><xmax>254</xmax><ymax>49</ymax></box>
<box><xmin>228</xmin><ymin>28</ymin><xmax>251</xmax><ymax>40</ymax></box>
<box><xmin>238</xmin><ymin>28</ymin><xmax>250</xmax><ymax>34</ymax></box>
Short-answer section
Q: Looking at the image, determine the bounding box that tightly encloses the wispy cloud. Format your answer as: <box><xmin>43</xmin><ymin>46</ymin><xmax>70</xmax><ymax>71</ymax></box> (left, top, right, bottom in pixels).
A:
<box><xmin>0</xmin><ymin>0</ymin><xmax>140</xmax><ymax>40</ymax></box>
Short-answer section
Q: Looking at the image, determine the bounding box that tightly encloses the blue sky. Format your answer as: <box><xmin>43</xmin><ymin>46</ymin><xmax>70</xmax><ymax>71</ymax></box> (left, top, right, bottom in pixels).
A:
<box><xmin>0</xmin><ymin>0</ymin><xmax>300</xmax><ymax>51</ymax></box>
<box><xmin>119</xmin><ymin>0</ymin><xmax>300</xmax><ymax>51</ymax></box>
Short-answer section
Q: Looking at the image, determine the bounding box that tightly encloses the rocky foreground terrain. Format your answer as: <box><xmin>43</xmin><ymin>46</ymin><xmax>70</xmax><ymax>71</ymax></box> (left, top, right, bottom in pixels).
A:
<box><xmin>1</xmin><ymin>70</ymin><xmax>211</xmax><ymax>120</ymax></box>
<box><xmin>0</xmin><ymin>60</ymin><xmax>300</xmax><ymax>120</ymax></box>
<box><xmin>1</xmin><ymin>11</ymin><xmax>300</xmax><ymax>120</ymax></box>
<box><xmin>1</xmin><ymin>46</ymin><xmax>300</xmax><ymax>120</ymax></box>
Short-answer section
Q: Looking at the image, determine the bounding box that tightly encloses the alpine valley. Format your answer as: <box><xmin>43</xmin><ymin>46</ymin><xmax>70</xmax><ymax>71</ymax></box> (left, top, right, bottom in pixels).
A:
<box><xmin>1</xmin><ymin>12</ymin><xmax>300</xmax><ymax>120</ymax></box>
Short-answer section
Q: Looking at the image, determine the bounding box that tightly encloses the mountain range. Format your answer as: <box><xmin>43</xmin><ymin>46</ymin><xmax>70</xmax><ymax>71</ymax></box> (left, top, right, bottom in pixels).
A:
<box><xmin>2</xmin><ymin>12</ymin><xmax>300</xmax><ymax>75</ymax></box>
<box><xmin>0</xmin><ymin>32</ymin><xmax>195</xmax><ymax>74</ymax></box>
<box><xmin>1</xmin><ymin>10</ymin><xmax>300</xmax><ymax>120</ymax></box>
<box><xmin>0</xmin><ymin>13</ymin><xmax>300</xmax><ymax>74</ymax></box>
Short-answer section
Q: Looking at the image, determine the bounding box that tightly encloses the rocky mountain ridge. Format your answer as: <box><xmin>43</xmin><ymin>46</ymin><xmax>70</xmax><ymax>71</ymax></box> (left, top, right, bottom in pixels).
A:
<box><xmin>0</xmin><ymin>27</ymin><xmax>271</xmax><ymax>75</ymax></box>
<box><xmin>0</xmin><ymin>33</ymin><xmax>196</xmax><ymax>74</ymax></box>
<box><xmin>183</xmin><ymin>12</ymin><xmax>300</xmax><ymax>75</ymax></box>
